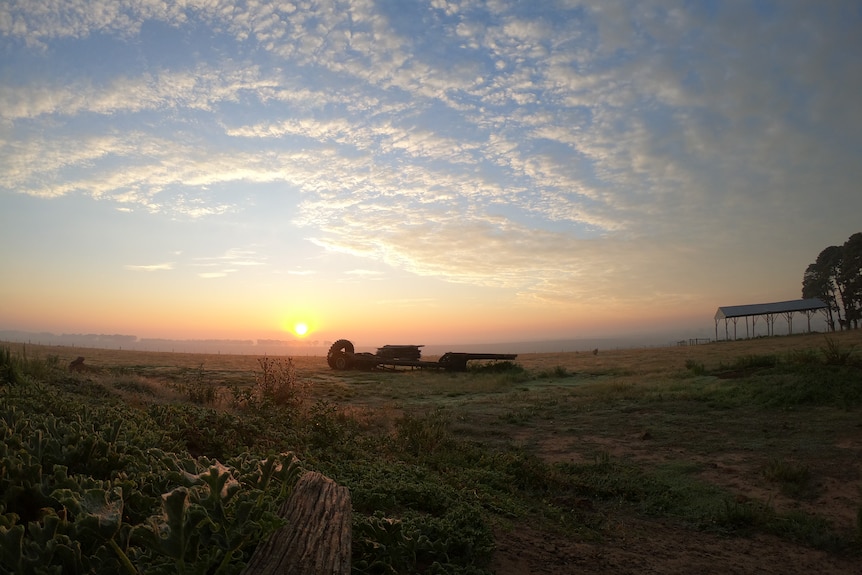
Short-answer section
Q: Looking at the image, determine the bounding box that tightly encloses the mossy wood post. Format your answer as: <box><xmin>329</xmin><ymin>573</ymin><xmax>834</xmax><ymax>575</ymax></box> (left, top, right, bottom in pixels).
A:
<box><xmin>243</xmin><ymin>471</ymin><xmax>352</xmax><ymax>575</ymax></box>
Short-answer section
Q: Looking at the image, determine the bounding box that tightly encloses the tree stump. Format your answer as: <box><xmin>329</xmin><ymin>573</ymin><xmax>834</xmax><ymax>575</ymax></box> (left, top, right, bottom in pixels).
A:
<box><xmin>242</xmin><ymin>471</ymin><xmax>352</xmax><ymax>575</ymax></box>
<box><xmin>69</xmin><ymin>357</ymin><xmax>86</xmax><ymax>372</ymax></box>
<box><xmin>68</xmin><ymin>357</ymin><xmax>102</xmax><ymax>373</ymax></box>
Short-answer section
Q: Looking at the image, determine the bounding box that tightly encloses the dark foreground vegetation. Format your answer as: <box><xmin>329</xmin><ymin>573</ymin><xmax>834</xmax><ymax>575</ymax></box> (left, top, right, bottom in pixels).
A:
<box><xmin>2</xmin><ymin>332</ymin><xmax>862</xmax><ymax>574</ymax></box>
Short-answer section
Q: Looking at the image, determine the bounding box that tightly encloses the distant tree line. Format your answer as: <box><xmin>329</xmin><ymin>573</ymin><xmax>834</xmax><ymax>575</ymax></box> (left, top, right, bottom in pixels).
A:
<box><xmin>802</xmin><ymin>232</ymin><xmax>862</xmax><ymax>330</ymax></box>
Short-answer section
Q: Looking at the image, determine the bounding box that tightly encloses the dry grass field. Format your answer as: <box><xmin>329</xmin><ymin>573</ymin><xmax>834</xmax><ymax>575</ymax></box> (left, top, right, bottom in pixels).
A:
<box><xmin>3</xmin><ymin>329</ymin><xmax>862</xmax><ymax>574</ymax></box>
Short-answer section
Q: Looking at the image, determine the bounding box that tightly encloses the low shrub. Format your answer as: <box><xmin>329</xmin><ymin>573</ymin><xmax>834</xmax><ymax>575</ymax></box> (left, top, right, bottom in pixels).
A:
<box><xmin>253</xmin><ymin>357</ymin><xmax>309</xmax><ymax>409</ymax></box>
<box><xmin>821</xmin><ymin>337</ymin><xmax>858</xmax><ymax>366</ymax></box>
<box><xmin>537</xmin><ymin>365</ymin><xmax>573</xmax><ymax>378</ymax></box>
<box><xmin>469</xmin><ymin>360</ymin><xmax>524</xmax><ymax>374</ymax></box>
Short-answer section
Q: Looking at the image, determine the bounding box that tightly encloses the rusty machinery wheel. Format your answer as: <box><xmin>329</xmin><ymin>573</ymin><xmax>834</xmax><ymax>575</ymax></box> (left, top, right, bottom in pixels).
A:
<box><xmin>331</xmin><ymin>352</ymin><xmax>352</xmax><ymax>370</ymax></box>
<box><xmin>327</xmin><ymin>339</ymin><xmax>355</xmax><ymax>369</ymax></box>
<box><xmin>438</xmin><ymin>352</ymin><xmax>468</xmax><ymax>372</ymax></box>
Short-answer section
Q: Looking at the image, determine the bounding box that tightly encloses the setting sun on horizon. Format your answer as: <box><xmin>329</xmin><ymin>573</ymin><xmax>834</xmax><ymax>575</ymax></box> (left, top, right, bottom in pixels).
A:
<box><xmin>1</xmin><ymin>3</ymin><xmax>859</xmax><ymax>349</ymax></box>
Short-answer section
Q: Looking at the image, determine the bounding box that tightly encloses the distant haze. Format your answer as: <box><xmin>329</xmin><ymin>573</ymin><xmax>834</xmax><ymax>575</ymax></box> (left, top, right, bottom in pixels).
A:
<box><xmin>1</xmin><ymin>309</ymin><xmax>831</xmax><ymax>357</ymax></box>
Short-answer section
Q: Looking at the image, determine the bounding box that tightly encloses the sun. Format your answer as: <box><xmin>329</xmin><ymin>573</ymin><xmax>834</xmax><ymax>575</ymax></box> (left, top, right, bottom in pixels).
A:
<box><xmin>293</xmin><ymin>322</ymin><xmax>309</xmax><ymax>337</ymax></box>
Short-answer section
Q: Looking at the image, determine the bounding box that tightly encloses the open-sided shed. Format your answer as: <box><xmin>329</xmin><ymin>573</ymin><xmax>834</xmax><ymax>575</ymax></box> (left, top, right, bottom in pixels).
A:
<box><xmin>714</xmin><ymin>298</ymin><xmax>827</xmax><ymax>340</ymax></box>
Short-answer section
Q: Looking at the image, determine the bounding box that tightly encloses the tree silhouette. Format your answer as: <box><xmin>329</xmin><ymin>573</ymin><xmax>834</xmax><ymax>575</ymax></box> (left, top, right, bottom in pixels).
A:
<box><xmin>839</xmin><ymin>232</ymin><xmax>862</xmax><ymax>329</ymax></box>
<box><xmin>803</xmin><ymin>233</ymin><xmax>862</xmax><ymax>330</ymax></box>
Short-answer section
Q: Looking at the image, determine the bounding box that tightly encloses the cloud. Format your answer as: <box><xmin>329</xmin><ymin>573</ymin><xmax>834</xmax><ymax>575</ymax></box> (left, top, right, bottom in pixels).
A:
<box><xmin>212</xmin><ymin>248</ymin><xmax>266</xmax><ymax>266</ymax></box>
<box><xmin>0</xmin><ymin>65</ymin><xmax>275</xmax><ymax>121</ymax></box>
<box><xmin>124</xmin><ymin>262</ymin><xmax>174</xmax><ymax>272</ymax></box>
<box><xmin>344</xmin><ymin>269</ymin><xmax>384</xmax><ymax>277</ymax></box>
<box><xmin>373</xmin><ymin>297</ymin><xmax>437</xmax><ymax>307</ymax></box>
<box><xmin>187</xmin><ymin>248</ymin><xmax>267</xmax><ymax>278</ymax></box>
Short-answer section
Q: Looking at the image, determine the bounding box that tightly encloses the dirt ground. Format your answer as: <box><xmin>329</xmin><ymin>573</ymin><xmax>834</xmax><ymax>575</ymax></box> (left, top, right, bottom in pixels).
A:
<box><xmin>489</xmin><ymin>430</ymin><xmax>861</xmax><ymax>574</ymax></box>
<box><xmin>490</xmin><ymin>518</ymin><xmax>858</xmax><ymax>574</ymax></box>
<box><xmin>486</xmin><ymin>336</ymin><xmax>862</xmax><ymax>574</ymax></box>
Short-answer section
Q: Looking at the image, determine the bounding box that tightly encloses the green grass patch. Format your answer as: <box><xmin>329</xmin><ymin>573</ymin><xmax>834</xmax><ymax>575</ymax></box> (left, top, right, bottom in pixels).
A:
<box><xmin>762</xmin><ymin>458</ymin><xmax>815</xmax><ymax>499</ymax></box>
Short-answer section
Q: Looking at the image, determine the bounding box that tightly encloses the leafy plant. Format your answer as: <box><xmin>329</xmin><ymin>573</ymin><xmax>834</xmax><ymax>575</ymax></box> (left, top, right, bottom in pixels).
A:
<box><xmin>0</xmin><ymin>398</ymin><xmax>301</xmax><ymax>575</ymax></box>
<box><xmin>353</xmin><ymin>512</ymin><xmax>432</xmax><ymax>574</ymax></box>
<box><xmin>130</xmin><ymin>455</ymin><xmax>298</xmax><ymax>574</ymax></box>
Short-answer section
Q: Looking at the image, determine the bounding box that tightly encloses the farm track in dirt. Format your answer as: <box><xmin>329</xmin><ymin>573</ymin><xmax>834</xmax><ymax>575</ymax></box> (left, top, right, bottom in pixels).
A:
<box><xmin>4</xmin><ymin>330</ymin><xmax>862</xmax><ymax>574</ymax></box>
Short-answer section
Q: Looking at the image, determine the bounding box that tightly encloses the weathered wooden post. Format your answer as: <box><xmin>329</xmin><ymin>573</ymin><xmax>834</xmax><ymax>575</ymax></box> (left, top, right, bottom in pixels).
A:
<box><xmin>242</xmin><ymin>471</ymin><xmax>352</xmax><ymax>575</ymax></box>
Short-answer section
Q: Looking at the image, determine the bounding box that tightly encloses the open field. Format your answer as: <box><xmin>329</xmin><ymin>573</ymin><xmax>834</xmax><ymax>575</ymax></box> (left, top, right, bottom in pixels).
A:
<box><xmin>3</xmin><ymin>330</ymin><xmax>862</xmax><ymax>574</ymax></box>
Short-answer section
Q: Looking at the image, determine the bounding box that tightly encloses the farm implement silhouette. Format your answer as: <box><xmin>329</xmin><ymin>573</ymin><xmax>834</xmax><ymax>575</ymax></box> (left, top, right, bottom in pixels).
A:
<box><xmin>326</xmin><ymin>339</ymin><xmax>516</xmax><ymax>372</ymax></box>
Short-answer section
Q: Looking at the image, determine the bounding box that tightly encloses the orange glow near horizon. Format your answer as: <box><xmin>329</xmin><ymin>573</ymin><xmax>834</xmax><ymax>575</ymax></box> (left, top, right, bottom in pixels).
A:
<box><xmin>0</xmin><ymin>279</ymin><xmax>717</xmax><ymax>347</ymax></box>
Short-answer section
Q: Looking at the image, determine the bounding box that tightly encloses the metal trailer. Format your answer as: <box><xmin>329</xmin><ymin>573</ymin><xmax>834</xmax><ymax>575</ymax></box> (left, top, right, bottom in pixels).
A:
<box><xmin>326</xmin><ymin>339</ymin><xmax>517</xmax><ymax>372</ymax></box>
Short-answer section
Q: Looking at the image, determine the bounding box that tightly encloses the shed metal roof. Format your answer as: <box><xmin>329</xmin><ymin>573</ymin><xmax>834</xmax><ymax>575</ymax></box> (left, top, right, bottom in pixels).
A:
<box><xmin>714</xmin><ymin>298</ymin><xmax>827</xmax><ymax>320</ymax></box>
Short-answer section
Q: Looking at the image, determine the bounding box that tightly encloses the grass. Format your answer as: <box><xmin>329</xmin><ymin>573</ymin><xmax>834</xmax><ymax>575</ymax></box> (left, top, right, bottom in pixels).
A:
<box><xmin>3</xmin><ymin>330</ymin><xmax>862</xmax><ymax>572</ymax></box>
<box><xmin>821</xmin><ymin>336</ymin><xmax>859</xmax><ymax>365</ymax></box>
<box><xmin>762</xmin><ymin>458</ymin><xmax>815</xmax><ymax>499</ymax></box>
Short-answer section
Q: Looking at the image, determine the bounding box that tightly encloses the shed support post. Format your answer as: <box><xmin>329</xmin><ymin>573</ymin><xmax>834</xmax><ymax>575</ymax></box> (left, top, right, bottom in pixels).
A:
<box><xmin>783</xmin><ymin>311</ymin><xmax>794</xmax><ymax>335</ymax></box>
<box><xmin>765</xmin><ymin>313</ymin><xmax>775</xmax><ymax>336</ymax></box>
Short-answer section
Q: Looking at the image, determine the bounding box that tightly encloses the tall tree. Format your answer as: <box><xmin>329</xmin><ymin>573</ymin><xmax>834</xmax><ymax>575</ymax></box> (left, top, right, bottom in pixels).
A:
<box><xmin>803</xmin><ymin>261</ymin><xmax>834</xmax><ymax>330</ymax></box>
<box><xmin>839</xmin><ymin>233</ymin><xmax>862</xmax><ymax>329</ymax></box>
<box><xmin>802</xmin><ymin>245</ymin><xmax>843</xmax><ymax>330</ymax></box>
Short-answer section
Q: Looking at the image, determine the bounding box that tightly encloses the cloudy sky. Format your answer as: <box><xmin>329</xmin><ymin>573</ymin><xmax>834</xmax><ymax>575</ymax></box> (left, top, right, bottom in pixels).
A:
<box><xmin>1</xmin><ymin>0</ymin><xmax>860</xmax><ymax>346</ymax></box>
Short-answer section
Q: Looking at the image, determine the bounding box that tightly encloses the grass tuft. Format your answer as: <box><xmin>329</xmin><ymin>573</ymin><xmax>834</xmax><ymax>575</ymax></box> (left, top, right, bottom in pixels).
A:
<box><xmin>821</xmin><ymin>336</ymin><xmax>858</xmax><ymax>366</ymax></box>
<box><xmin>762</xmin><ymin>458</ymin><xmax>814</xmax><ymax>499</ymax></box>
<box><xmin>536</xmin><ymin>365</ymin><xmax>573</xmax><ymax>378</ymax></box>
<box><xmin>684</xmin><ymin>359</ymin><xmax>707</xmax><ymax>375</ymax></box>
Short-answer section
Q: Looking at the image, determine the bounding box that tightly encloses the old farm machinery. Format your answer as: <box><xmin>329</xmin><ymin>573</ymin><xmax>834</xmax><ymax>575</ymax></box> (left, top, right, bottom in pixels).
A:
<box><xmin>326</xmin><ymin>339</ymin><xmax>517</xmax><ymax>372</ymax></box>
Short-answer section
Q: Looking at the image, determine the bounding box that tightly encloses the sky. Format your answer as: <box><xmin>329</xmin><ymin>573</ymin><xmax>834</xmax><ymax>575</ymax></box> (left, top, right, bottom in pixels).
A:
<box><xmin>1</xmin><ymin>1</ymin><xmax>861</xmax><ymax>348</ymax></box>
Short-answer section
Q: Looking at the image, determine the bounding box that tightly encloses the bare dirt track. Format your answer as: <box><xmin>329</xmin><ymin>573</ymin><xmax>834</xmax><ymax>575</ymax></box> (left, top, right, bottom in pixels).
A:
<box><xmin>488</xmin><ymin>426</ymin><xmax>861</xmax><ymax>575</ymax></box>
<box><xmin>491</xmin><ymin>519</ymin><xmax>858</xmax><ymax>575</ymax></box>
<box><xmin>4</xmin><ymin>331</ymin><xmax>862</xmax><ymax>574</ymax></box>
